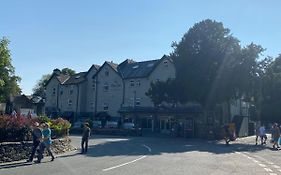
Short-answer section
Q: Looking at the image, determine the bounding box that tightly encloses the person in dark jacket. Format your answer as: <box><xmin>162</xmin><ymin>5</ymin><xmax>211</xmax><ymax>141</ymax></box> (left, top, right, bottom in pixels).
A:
<box><xmin>272</xmin><ymin>123</ymin><xmax>280</xmax><ymax>149</ymax></box>
<box><xmin>81</xmin><ymin>122</ymin><xmax>91</xmax><ymax>154</ymax></box>
<box><xmin>27</xmin><ymin>122</ymin><xmax>42</xmax><ymax>162</ymax></box>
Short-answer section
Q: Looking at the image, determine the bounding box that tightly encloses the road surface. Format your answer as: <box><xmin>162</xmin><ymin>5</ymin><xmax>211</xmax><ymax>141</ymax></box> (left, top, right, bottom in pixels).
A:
<box><xmin>1</xmin><ymin>135</ymin><xmax>281</xmax><ymax>175</ymax></box>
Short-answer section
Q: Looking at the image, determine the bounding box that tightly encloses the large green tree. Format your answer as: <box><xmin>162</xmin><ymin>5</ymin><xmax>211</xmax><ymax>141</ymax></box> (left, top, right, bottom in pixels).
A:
<box><xmin>0</xmin><ymin>38</ymin><xmax>21</xmax><ymax>102</ymax></box>
<box><xmin>32</xmin><ymin>74</ymin><xmax>51</xmax><ymax>97</ymax></box>
<box><xmin>171</xmin><ymin>19</ymin><xmax>242</xmax><ymax>108</ymax></box>
<box><xmin>147</xmin><ymin>19</ymin><xmax>266</xmax><ymax>111</ymax></box>
<box><xmin>260</xmin><ymin>54</ymin><xmax>281</xmax><ymax>122</ymax></box>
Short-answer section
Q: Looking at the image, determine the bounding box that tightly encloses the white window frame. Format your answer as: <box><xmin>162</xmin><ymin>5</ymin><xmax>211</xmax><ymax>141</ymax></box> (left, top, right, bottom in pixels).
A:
<box><xmin>68</xmin><ymin>99</ymin><xmax>72</xmax><ymax>106</ymax></box>
<box><xmin>130</xmin><ymin>80</ymin><xmax>135</xmax><ymax>87</ymax></box>
<box><xmin>103</xmin><ymin>103</ymin><xmax>109</xmax><ymax>111</ymax></box>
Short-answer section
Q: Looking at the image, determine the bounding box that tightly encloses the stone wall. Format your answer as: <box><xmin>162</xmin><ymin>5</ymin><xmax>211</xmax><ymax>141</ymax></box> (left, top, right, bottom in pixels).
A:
<box><xmin>0</xmin><ymin>137</ymin><xmax>76</xmax><ymax>163</ymax></box>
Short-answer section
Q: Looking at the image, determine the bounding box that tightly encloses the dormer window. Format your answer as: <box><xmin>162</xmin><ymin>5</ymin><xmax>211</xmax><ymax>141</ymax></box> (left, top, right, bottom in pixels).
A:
<box><xmin>147</xmin><ymin>63</ymin><xmax>154</xmax><ymax>67</ymax></box>
<box><xmin>132</xmin><ymin>65</ymin><xmax>139</xmax><ymax>69</ymax></box>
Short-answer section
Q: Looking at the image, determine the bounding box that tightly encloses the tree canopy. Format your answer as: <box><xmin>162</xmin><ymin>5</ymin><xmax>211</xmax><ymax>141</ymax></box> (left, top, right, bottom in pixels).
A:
<box><xmin>61</xmin><ymin>68</ymin><xmax>75</xmax><ymax>76</ymax></box>
<box><xmin>0</xmin><ymin>38</ymin><xmax>21</xmax><ymax>102</ymax></box>
<box><xmin>147</xmin><ymin>19</ymin><xmax>266</xmax><ymax>110</ymax></box>
<box><xmin>260</xmin><ymin>54</ymin><xmax>281</xmax><ymax>122</ymax></box>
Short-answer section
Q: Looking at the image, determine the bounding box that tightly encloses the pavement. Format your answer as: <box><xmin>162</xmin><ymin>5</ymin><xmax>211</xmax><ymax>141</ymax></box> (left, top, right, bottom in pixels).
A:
<box><xmin>1</xmin><ymin>134</ymin><xmax>281</xmax><ymax>175</ymax></box>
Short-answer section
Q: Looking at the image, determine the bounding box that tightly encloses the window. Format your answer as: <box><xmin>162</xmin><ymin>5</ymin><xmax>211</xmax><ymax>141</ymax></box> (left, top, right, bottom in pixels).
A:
<box><xmin>92</xmin><ymin>78</ymin><xmax>96</xmax><ymax>90</ymax></box>
<box><xmin>69</xmin><ymin>85</ymin><xmax>74</xmax><ymax>95</ymax></box>
<box><xmin>105</xmin><ymin>71</ymin><xmax>109</xmax><ymax>76</ymax></box>
<box><xmin>147</xmin><ymin>63</ymin><xmax>154</xmax><ymax>67</ymax></box>
<box><xmin>90</xmin><ymin>102</ymin><xmax>94</xmax><ymax>109</ymax></box>
<box><xmin>130</xmin><ymin>80</ymin><xmax>134</xmax><ymax>87</ymax></box>
<box><xmin>103</xmin><ymin>103</ymin><xmax>109</xmax><ymax>111</ymax></box>
<box><xmin>135</xmin><ymin>98</ymin><xmax>141</xmax><ymax>106</ymax></box>
<box><xmin>60</xmin><ymin>90</ymin><xmax>63</xmax><ymax>95</ymax></box>
<box><xmin>136</xmin><ymin>80</ymin><xmax>141</xmax><ymax>86</ymax></box>
<box><xmin>104</xmin><ymin>83</ymin><xmax>109</xmax><ymax>91</ymax></box>
<box><xmin>52</xmin><ymin>88</ymin><xmax>56</xmax><ymax>95</ymax></box>
<box><xmin>68</xmin><ymin>99</ymin><xmax>72</xmax><ymax>106</ymax></box>
<box><xmin>163</xmin><ymin>60</ymin><xmax>168</xmax><ymax>67</ymax></box>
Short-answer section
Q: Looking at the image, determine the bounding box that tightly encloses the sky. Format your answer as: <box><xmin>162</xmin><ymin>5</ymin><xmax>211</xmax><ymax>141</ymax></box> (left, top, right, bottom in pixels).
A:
<box><xmin>1</xmin><ymin>0</ymin><xmax>281</xmax><ymax>95</ymax></box>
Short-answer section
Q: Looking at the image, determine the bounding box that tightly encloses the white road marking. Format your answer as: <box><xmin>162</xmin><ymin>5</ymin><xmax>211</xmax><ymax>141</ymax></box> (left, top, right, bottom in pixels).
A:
<box><xmin>236</xmin><ymin>152</ymin><xmax>278</xmax><ymax>174</ymax></box>
<box><xmin>143</xmin><ymin>144</ymin><xmax>152</xmax><ymax>152</ymax></box>
<box><xmin>102</xmin><ymin>156</ymin><xmax>147</xmax><ymax>171</ymax></box>
<box><xmin>272</xmin><ymin>165</ymin><xmax>280</xmax><ymax>169</ymax></box>
<box><xmin>264</xmin><ymin>168</ymin><xmax>273</xmax><ymax>172</ymax></box>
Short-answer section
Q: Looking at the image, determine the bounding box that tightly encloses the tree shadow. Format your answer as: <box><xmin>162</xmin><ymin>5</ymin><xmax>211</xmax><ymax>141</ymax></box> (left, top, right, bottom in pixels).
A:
<box><xmin>72</xmin><ymin>136</ymin><xmax>271</xmax><ymax>159</ymax></box>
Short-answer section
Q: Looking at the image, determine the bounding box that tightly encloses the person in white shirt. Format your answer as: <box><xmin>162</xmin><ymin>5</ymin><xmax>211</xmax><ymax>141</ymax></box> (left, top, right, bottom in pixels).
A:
<box><xmin>259</xmin><ymin>125</ymin><xmax>267</xmax><ymax>145</ymax></box>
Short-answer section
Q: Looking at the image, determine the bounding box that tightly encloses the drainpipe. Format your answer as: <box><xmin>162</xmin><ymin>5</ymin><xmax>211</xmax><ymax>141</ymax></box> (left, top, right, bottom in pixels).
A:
<box><xmin>75</xmin><ymin>84</ymin><xmax>80</xmax><ymax>122</ymax></box>
<box><xmin>56</xmin><ymin>84</ymin><xmax>60</xmax><ymax>112</ymax></box>
<box><xmin>94</xmin><ymin>76</ymin><xmax>98</xmax><ymax>116</ymax></box>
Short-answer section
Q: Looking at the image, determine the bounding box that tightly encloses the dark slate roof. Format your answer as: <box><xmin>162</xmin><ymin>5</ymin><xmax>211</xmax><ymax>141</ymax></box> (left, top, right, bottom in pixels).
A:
<box><xmin>106</xmin><ymin>61</ymin><xmax>119</xmax><ymax>72</ymax></box>
<box><xmin>118</xmin><ymin>59</ymin><xmax>160</xmax><ymax>79</ymax></box>
<box><xmin>63</xmin><ymin>72</ymin><xmax>87</xmax><ymax>85</ymax></box>
<box><xmin>56</xmin><ymin>75</ymin><xmax>70</xmax><ymax>84</ymax></box>
<box><xmin>93</xmin><ymin>64</ymin><xmax>100</xmax><ymax>70</ymax></box>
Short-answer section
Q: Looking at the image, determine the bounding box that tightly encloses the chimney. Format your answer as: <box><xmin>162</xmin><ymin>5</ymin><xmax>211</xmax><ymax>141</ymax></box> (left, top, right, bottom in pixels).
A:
<box><xmin>53</xmin><ymin>68</ymin><xmax>61</xmax><ymax>75</ymax></box>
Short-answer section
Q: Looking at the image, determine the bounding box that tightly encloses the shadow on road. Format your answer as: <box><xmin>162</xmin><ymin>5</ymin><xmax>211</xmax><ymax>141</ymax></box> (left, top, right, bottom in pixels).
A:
<box><xmin>70</xmin><ymin>135</ymin><xmax>272</xmax><ymax>159</ymax></box>
<box><xmin>0</xmin><ymin>161</ymin><xmax>33</xmax><ymax>169</ymax></box>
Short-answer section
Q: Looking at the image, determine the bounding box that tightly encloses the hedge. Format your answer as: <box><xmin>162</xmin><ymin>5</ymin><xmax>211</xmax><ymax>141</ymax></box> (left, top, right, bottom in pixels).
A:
<box><xmin>0</xmin><ymin>115</ymin><xmax>71</xmax><ymax>142</ymax></box>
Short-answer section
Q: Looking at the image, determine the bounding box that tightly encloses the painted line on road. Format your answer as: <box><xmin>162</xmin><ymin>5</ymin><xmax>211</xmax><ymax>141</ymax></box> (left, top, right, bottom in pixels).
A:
<box><xmin>102</xmin><ymin>156</ymin><xmax>147</xmax><ymax>171</ymax></box>
<box><xmin>143</xmin><ymin>144</ymin><xmax>152</xmax><ymax>152</ymax></box>
<box><xmin>258</xmin><ymin>163</ymin><xmax>266</xmax><ymax>167</ymax></box>
<box><xmin>272</xmin><ymin>165</ymin><xmax>280</xmax><ymax>169</ymax></box>
<box><xmin>236</xmin><ymin>152</ymin><xmax>278</xmax><ymax>175</ymax></box>
<box><xmin>264</xmin><ymin>168</ymin><xmax>273</xmax><ymax>172</ymax></box>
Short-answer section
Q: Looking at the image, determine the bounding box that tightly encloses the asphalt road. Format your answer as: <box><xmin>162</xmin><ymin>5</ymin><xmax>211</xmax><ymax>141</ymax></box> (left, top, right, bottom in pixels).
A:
<box><xmin>1</xmin><ymin>135</ymin><xmax>281</xmax><ymax>175</ymax></box>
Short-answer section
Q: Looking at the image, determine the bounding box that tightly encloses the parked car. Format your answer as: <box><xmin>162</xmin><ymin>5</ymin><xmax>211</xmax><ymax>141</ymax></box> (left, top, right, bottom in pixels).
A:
<box><xmin>93</xmin><ymin>120</ymin><xmax>102</xmax><ymax>129</ymax></box>
<box><xmin>105</xmin><ymin>121</ymin><xmax>118</xmax><ymax>128</ymax></box>
<box><xmin>122</xmin><ymin>122</ymin><xmax>142</xmax><ymax>136</ymax></box>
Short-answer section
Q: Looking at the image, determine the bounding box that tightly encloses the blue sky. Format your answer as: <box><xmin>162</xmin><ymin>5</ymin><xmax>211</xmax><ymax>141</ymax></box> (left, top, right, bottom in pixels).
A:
<box><xmin>1</xmin><ymin>0</ymin><xmax>281</xmax><ymax>95</ymax></box>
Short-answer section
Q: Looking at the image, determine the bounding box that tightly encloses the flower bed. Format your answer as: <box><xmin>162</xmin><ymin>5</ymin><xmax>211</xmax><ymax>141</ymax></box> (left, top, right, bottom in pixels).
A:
<box><xmin>0</xmin><ymin>115</ymin><xmax>71</xmax><ymax>142</ymax></box>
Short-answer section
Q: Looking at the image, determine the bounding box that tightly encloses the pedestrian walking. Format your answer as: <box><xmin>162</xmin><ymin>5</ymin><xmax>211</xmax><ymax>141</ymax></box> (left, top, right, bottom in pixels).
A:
<box><xmin>27</xmin><ymin>122</ymin><xmax>42</xmax><ymax>162</ymax></box>
<box><xmin>81</xmin><ymin>122</ymin><xmax>91</xmax><ymax>154</ymax></box>
<box><xmin>259</xmin><ymin>125</ymin><xmax>267</xmax><ymax>145</ymax></box>
<box><xmin>255</xmin><ymin>124</ymin><xmax>260</xmax><ymax>145</ymax></box>
<box><xmin>36</xmin><ymin>123</ymin><xmax>55</xmax><ymax>163</ymax></box>
<box><xmin>272</xmin><ymin>123</ymin><xmax>280</xmax><ymax>149</ymax></box>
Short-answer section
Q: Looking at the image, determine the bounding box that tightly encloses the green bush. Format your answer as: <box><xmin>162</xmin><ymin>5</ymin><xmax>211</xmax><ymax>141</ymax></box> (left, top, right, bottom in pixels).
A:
<box><xmin>0</xmin><ymin>115</ymin><xmax>71</xmax><ymax>142</ymax></box>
